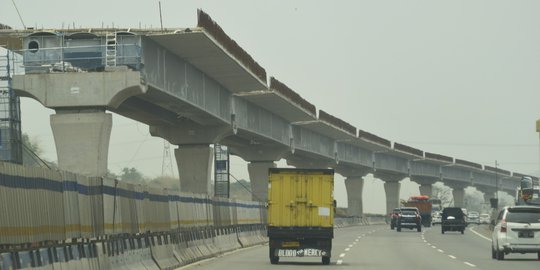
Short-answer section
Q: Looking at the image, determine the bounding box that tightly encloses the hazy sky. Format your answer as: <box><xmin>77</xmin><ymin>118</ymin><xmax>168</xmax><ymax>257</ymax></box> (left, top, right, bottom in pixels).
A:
<box><xmin>1</xmin><ymin>1</ymin><xmax>538</xmax><ymax>213</ymax></box>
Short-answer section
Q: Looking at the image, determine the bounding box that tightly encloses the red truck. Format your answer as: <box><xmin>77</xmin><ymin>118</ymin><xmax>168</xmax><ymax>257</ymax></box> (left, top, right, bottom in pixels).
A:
<box><xmin>403</xmin><ymin>195</ymin><xmax>433</xmax><ymax>227</ymax></box>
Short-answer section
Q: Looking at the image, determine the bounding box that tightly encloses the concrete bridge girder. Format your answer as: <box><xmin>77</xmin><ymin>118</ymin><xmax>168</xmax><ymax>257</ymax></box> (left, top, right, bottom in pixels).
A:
<box><xmin>285</xmin><ymin>154</ymin><xmax>336</xmax><ymax>169</ymax></box>
<box><xmin>228</xmin><ymin>144</ymin><xmax>290</xmax><ymax>163</ymax></box>
<box><xmin>150</xmin><ymin>123</ymin><xmax>233</xmax><ymax>145</ymax></box>
<box><xmin>373</xmin><ymin>153</ymin><xmax>409</xmax><ymax>177</ymax></box>
<box><xmin>409</xmin><ymin>161</ymin><xmax>441</xmax><ymax>179</ymax></box>
<box><xmin>13</xmin><ymin>71</ymin><xmax>146</xmax><ymax>109</ymax></box>
<box><xmin>335</xmin><ymin>164</ymin><xmax>372</xmax><ymax>179</ymax></box>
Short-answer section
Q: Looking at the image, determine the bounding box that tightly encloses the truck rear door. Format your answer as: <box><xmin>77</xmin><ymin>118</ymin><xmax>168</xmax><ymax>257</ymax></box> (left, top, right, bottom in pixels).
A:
<box><xmin>268</xmin><ymin>169</ymin><xmax>334</xmax><ymax>228</ymax></box>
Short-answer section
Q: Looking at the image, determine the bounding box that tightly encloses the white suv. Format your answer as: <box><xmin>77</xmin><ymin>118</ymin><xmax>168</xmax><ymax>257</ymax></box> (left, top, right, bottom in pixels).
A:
<box><xmin>491</xmin><ymin>206</ymin><xmax>540</xmax><ymax>260</ymax></box>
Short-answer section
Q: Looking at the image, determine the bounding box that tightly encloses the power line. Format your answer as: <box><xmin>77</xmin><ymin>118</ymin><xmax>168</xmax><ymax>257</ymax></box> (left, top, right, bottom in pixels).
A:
<box><xmin>10</xmin><ymin>0</ymin><xmax>26</xmax><ymax>29</ymax></box>
<box><xmin>229</xmin><ymin>173</ymin><xmax>261</xmax><ymax>201</ymax></box>
<box><xmin>21</xmin><ymin>143</ymin><xmax>51</xmax><ymax>169</ymax></box>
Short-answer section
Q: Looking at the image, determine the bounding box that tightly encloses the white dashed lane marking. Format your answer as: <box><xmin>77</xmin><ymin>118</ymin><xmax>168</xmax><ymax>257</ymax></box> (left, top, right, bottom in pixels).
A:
<box><xmin>345</xmin><ymin>248</ymin><xmax>350</xmax><ymax>251</ymax></box>
<box><xmin>423</xmin><ymin>229</ymin><xmax>477</xmax><ymax>267</ymax></box>
<box><xmin>336</xmin><ymin>260</ymin><xmax>343</xmax><ymax>265</ymax></box>
<box><xmin>339</xmin><ymin>253</ymin><xmax>346</xmax><ymax>258</ymax></box>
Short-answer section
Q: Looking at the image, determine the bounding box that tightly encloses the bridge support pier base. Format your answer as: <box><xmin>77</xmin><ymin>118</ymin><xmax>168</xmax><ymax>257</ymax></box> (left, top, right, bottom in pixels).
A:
<box><xmin>51</xmin><ymin>110</ymin><xmax>112</xmax><ymax>177</ymax></box>
<box><xmin>175</xmin><ymin>145</ymin><xmax>213</xmax><ymax>194</ymax></box>
<box><xmin>247</xmin><ymin>161</ymin><xmax>276</xmax><ymax>202</ymax></box>
<box><xmin>345</xmin><ymin>177</ymin><xmax>364</xmax><ymax>217</ymax></box>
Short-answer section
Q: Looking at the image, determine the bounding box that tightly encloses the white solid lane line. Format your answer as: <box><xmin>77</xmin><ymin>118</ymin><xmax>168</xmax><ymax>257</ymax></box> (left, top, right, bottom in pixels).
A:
<box><xmin>464</xmin><ymin>262</ymin><xmax>476</xmax><ymax>267</ymax></box>
<box><xmin>469</xmin><ymin>227</ymin><xmax>492</xmax><ymax>242</ymax></box>
<box><xmin>448</xmin><ymin>255</ymin><xmax>456</xmax><ymax>259</ymax></box>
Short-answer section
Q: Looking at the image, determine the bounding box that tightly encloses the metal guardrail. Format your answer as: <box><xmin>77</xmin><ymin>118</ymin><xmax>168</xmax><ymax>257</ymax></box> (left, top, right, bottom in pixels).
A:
<box><xmin>10</xmin><ymin>44</ymin><xmax>142</xmax><ymax>73</ymax></box>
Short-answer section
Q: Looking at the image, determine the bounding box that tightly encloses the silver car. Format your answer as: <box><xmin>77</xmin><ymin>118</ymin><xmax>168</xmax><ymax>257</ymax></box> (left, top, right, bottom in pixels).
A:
<box><xmin>491</xmin><ymin>206</ymin><xmax>540</xmax><ymax>260</ymax></box>
<box><xmin>467</xmin><ymin>211</ymin><xmax>480</xmax><ymax>225</ymax></box>
<box><xmin>479</xmin><ymin>213</ymin><xmax>490</xmax><ymax>224</ymax></box>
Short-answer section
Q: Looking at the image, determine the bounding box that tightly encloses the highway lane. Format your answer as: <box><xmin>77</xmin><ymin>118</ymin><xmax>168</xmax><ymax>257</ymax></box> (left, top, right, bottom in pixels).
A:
<box><xmin>424</xmin><ymin>224</ymin><xmax>539</xmax><ymax>269</ymax></box>
<box><xmin>179</xmin><ymin>223</ymin><xmax>540</xmax><ymax>270</ymax></box>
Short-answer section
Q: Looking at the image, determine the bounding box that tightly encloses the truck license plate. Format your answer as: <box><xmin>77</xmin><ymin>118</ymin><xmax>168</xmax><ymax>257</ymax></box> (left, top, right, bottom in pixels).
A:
<box><xmin>518</xmin><ymin>231</ymin><xmax>534</xmax><ymax>238</ymax></box>
<box><xmin>277</xmin><ymin>248</ymin><xmax>327</xmax><ymax>257</ymax></box>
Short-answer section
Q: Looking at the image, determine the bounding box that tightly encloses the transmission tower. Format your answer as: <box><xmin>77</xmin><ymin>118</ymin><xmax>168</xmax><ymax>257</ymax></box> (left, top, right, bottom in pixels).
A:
<box><xmin>0</xmin><ymin>48</ymin><xmax>22</xmax><ymax>164</ymax></box>
<box><xmin>214</xmin><ymin>143</ymin><xmax>230</xmax><ymax>198</ymax></box>
<box><xmin>161</xmin><ymin>140</ymin><xmax>174</xmax><ymax>177</ymax></box>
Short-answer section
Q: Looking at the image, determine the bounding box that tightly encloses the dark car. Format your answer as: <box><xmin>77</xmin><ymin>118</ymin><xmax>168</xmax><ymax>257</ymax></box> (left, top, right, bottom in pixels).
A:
<box><xmin>396</xmin><ymin>207</ymin><xmax>422</xmax><ymax>232</ymax></box>
<box><xmin>390</xmin><ymin>208</ymin><xmax>401</xmax><ymax>230</ymax></box>
<box><xmin>441</xmin><ymin>207</ymin><xmax>466</xmax><ymax>234</ymax></box>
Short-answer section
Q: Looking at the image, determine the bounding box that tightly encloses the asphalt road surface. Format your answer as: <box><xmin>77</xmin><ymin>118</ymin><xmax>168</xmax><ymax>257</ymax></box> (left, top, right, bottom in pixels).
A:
<box><xmin>176</xmin><ymin>224</ymin><xmax>539</xmax><ymax>270</ymax></box>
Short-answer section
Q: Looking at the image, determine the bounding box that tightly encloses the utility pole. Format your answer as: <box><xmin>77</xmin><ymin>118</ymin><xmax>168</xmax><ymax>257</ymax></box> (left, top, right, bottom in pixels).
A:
<box><xmin>495</xmin><ymin>160</ymin><xmax>499</xmax><ymax>204</ymax></box>
<box><xmin>536</xmin><ymin>119</ymin><xmax>540</xmax><ymax>176</ymax></box>
<box><xmin>495</xmin><ymin>161</ymin><xmax>499</xmax><ymax>195</ymax></box>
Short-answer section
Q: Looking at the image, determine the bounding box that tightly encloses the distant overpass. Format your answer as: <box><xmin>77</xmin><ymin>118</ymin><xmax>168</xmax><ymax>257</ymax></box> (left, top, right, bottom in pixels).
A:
<box><xmin>0</xmin><ymin>10</ymin><xmax>533</xmax><ymax>216</ymax></box>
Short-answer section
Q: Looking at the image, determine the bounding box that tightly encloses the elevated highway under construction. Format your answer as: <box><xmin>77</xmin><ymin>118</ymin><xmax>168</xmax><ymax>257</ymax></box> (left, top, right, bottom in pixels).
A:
<box><xmin>0</xmin><ymin>9</ymin><xmax>536</xmax><ymax>270</ymax></box>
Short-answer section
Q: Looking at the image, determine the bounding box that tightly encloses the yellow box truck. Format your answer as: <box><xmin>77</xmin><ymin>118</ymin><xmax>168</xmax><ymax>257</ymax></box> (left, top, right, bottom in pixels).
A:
<box><xmin>267</xmin><ymin>168</ymin><xmax>334</xmax><ymax>265</ymax></box>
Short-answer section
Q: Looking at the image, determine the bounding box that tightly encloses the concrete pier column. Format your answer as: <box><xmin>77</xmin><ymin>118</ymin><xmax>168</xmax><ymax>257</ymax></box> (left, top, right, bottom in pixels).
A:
<box><xmin>175</xmin><ymin>145</ymin><xmax>213</xmax><ymax>194</ymax></box>
<box><xmin>452</xmin><ymin>188</ymin><xmax>465</xmax><ymax>208</ymax></box>
<box><xmin>410</xmin><ymin>177</ymin><xmax>438</xmax><ymax>197</ymax></box>
<box><xmin>51</xmin><ymin>110</ymin><xmax>112</xmax><ymax>176</ymax></box>
<box><xmin>483</xmin><ymin>192</ymin><xmax>496</xmax><ymax>204</ymax></box>
<box><xmin>247</xmin><ymin>161</ymin><xmax>276</xmax><ymax>202</ymax></box>
<box><xmin>375</xmin><ymin>172</ymin><xmax>405</xmax><ymax>214</ymax></box>
<box><xmin>419</xmin><ymin>184</ymin><xmax>433</xmax><ymax>197</ymax></box>
<box><xmin>345</xmin><ymin>176</ymin><xmax>364</xmax><ymax>217</ymax></box>
<box><xmin>384</xmin><ymin>181</ymin><xmax>401</xmax><ymax>214</ymax></box>
<box><xmin>228</xmin><ymin>144</ymin><xmax>290</xmax><ymax>202</ymax></box>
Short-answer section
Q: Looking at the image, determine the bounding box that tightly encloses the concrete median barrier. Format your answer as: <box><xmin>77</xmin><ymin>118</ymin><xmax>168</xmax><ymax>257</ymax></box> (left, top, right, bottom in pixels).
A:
<box><xmin>150</xmin><ymin>236</ymin><xmax>181</xmax><ymax>270</ymax></box>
